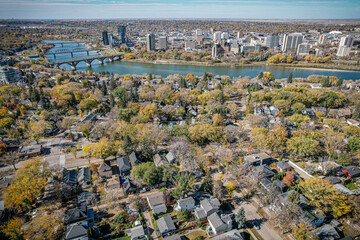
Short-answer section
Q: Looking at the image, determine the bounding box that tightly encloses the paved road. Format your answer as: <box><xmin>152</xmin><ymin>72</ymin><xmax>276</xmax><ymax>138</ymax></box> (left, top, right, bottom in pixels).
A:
<box><xmin>235</xmin><ymin>199</ymin><xmax>282</xmax><ymax>240</ymax></box>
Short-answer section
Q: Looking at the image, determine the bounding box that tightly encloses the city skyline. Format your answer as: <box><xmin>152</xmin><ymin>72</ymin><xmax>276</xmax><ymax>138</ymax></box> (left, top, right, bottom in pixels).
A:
<box><xmin>0</xmin><ymin>0</ymin><xmax>359</xmax><ymax>19</ymax></box>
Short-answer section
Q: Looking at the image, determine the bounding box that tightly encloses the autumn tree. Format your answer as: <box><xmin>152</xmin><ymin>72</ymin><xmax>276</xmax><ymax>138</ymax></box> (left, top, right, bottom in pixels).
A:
<box><xmin>292</xmin><ymin>223</ymin><xmax>318</xmax><ymax>240</ymax></box>
<box><xmin>3</xmin><ymin>158</ymin><xmax>49</xmax><ymax>211</ymax></box>
<box><xmin>77</xmin><ymin>121</ymin><xmax>92</xmax><ymax>139</ymax></box>
<box><xmin>4</xmin><ymin>151</ymin><xmax>19</xmax><ymax>170</ymax></box>
<box><xmin>26</xmin><ymin>120</ymin><xmax>52</xmax><ymax>143</ymax></box>
<box><xmin>282</xmin><ymin>171</ymin><xmax>295</xmax><ymax>186</ymax></box>
<box><xmin>300</xmin><ymin>178</ymin><xmax>352</xmax><ymax>218</ymax></box>
<box><xmin>1</xmin><ymin>217</ymin><xmax>23</xmax><ymax>240</ymax></box>
<box><xmin>24</xmin><ymin>214</ymin><xmax>64</xmax><ymax>240</ymax></box>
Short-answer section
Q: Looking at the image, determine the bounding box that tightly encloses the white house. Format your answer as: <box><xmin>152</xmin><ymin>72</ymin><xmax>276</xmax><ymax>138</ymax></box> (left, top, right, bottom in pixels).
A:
<box><xmin>174</xmin><ymin>197</ymin><xmax>195</xmax><ymax>211</ymax></box>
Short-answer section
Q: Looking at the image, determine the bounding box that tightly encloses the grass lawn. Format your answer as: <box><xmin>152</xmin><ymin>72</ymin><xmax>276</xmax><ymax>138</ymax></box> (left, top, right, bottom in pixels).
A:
<box><xmin>345</xmin><ymin>182</ymin><xmax>359</xmax><ymax>190</ymax></box>
<box><xmin>185</xmin><ymin>229</ymin><xmax>209</xmax><ymax>240</ymax></box>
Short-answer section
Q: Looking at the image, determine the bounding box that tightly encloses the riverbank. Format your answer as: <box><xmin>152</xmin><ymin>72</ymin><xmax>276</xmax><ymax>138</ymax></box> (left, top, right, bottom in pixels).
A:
<box><xmin>122</xmin><ymin>58</ymin><xmax>360</xmax><ymax>72</ymax></box>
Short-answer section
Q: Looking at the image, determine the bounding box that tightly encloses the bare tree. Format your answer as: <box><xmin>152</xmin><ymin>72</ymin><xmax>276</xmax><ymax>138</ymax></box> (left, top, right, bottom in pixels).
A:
<box><xmin>4</xmin><ymin>151</ymin><xmax>19</xmax><ymax>170</ymax></box>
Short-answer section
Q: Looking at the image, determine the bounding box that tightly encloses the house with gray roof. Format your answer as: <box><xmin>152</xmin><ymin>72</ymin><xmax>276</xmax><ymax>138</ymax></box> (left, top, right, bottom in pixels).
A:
<box><xmin>77</xmin><ymin>167</ymin><xmax>91</xmax><ymax>187</ymax></box>
<box><xmin>200</xmin><ymin>197</ymin><xmax>220</xmax><ymax>216</ymax></box>
<box><xmin>123</xmin><ymin>178</ymin><xmax>137</xmax><ymax>194</ymax></box>
<box><xmin>166</xmin><ymin>151</ymin><xmax>176</xmax><ymax>164</ymax></box>
<box><xmin>325</xmin><ymin>176</ymin><xmax>341</xmax><ymax>185</ymax></box>
<box><xmin>314</xmin><ymin>224</ymin><xmax>340</xmax><ymax>240</ymax></box>
<box><xmin>212</xmin><ymin>229</ymin><xmax>244</xmax><ymax>240</ymax></box>
<box><xmin>164</xmin><ymin>234</ymin><xmax>181</xmax><ymax>240</ymax></box>
<box><xmin>117</xmin><ymin>156</ymin><xmax>131</xmax><ymax>176</ymax></box>
<box><xmin>98</xmin><ymin>161</ymin><xmax>112</xmax><ymax>179</ymax></box>
<box><xmin>255</xmin><ymin>165</ymin><xmax>275</xmax><ymax>179</ymax></box>
<box><xmin>129</xmin><ymin>151</ymin><xmax>142</xmax><ymax>165</ymax></box>
<box><xmin>18</xmin><ymin>144</ymin><xmax>42</xmax><ymax>158</ymax></box>
<box><xmin>207</xmin><ymin>212</ymin><xmax>232</xmax><ymax>235</ymax></box>
<box><xmin>147</xmin><ymin>192</ymin><xmax>167</xmax><ymax>215</ymax></box>
<box><xmin>130</xmin><ymin>225</ymin><xmax>145</xmax><ymax>240</ymax></box>
<box><xmin>65</xmin><ymin>206</ymin><xmax>87</xmax><ymax>224</ymax></box>
<box><xmin>65</xmin><ymin>223</ymin><xmax>88</xmax><ymax>240</ymax></box>
<box><xmin>194</xmin><ymin>208</ymin><xmax>207</xmax><ymax>221</ymax></box>
<box><xmin>244</xmin><ymin>153</ymin><xmax>271</xmax><ymax>166</ymax></box>
<box><xmin>174</xmin><ymin>197</ymin><xmax>195</xmax><ymax>211</ymax></box>
<box><xmin>275</xmin><ymin>161</ymin><xmax>291</xmax><ymax>172</ymax></box>
<box><xmin>154</xmin><ymin>154</ymin><xmax>167</xmax><ymax>167</ymax></box>
<box><xmin>157</xmin><ymin>216</ymin><xmax>176</xmax><ymax>235</ymax></box>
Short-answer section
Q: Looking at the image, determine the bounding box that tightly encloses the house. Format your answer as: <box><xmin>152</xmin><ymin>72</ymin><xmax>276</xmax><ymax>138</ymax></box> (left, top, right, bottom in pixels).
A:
<box><xmin>255</xmin><ymin>165</ymin><xmax>275</xmax><ymax>179</ymax></box>
<box><xmin>98</xmin><ymin>161</ymin><xmax>113</xmax><ymax>179</ymax></box>
<box><xmin>275</xmin><ymin>161</ymin><xmax>291</xmax><ymax>172</ymax></box>
<box><xmin>200</xmin><ymin>197</ymin><xmax>221</xmax><ymax>216</ymax></box>
<box><xmin>130</xmin><ymin>225</ymin><xmax>145</xmax><ymax>240</ymax></box>
<box><xmin>63</xmin><ymin>169</ymin><xmax>77</xmax><ymax>188</ymax></box>
<box><xmin>157</xmin><ymin>216</ymin><xmax>176</xmax><ymax>235</ymax></box>
<box><xmin>78</xmin><ymin>192</ymin><xmax>96</xmax><ymax>206</ymax></box>
<box><xmin>106</xmin><ymin>175</ymin><xmax>121</xmax><ymax>190</ymax></box>
<box><xmin>164</xmin><ymin>234</ymin><xmax>181</xmax><ymax>240</ymax></box>
<box><xmin>117</xmin><ymin>156</ymin><xmax>131</xmax><ymax>176</ymax></box>
<box><xmin>166</xmin><ymin>151</ymin><xmax>176</xmax><ymax>164</ymax></box>
<box><xmin>154</xmin><ymin>154</ymin><xmax>167</xmax><ymax>167</ymax></box>
<box><xmin>18</xmin><ymin>144</ymin><xmax>42</xmax><ymax>158</ymax></box>
<box><xmin>244</xmin><ymin>153</ymin><xmax>272</xmax><ymax>166</ymax></box>
<box><xmin>146</xmin><ymin>192</ymin><xmax>167</xmax><ymax>215</ymax></box>
<box><xmin>194</xmin><ymin>208</ymin><xmax>207</xmax><ymax>221</ymax></box>
<box><xmin>347</xmin><ymin>119</ymin><xmax>360</xmax><ymax>127</ymax></box>
<box><xmin>129</xmin><ymin>151</ymin><xmax>142</xmax><ymax>165</ymax></box>
<box><xmin>314</xmin><ymin>224</ymin><xmax>340</xmax><ymax>240</ymax></box>
<box><xmin>340</xmin><ymin>166</ymin><xmax>360</xmax><ymax>178</ymax></box>
<box><xmin>207</xmin><ymin>213</ymin><xmax>232</xmax><ymax>235</ymax></box>
<box><xmin>77</xmin><ymin>167</ymin><xmax>91</xmax><ymax>187</ymax></box>
<box><xmin>325</xmin><ymin>176</ymin><xmax>341</xmax><ymax>185</ymax></box>
<box><xmin>310</xmin><ymin>83</ymin><xmax>322</xmax><ymax>89</ymax></box>
<box><xmin>65</xmin><ymin>206</ymin><xmax>88</xmax><ymax>224</ymax></box>
<box><xmin>123</xmin><ymin>178</ymin><xmax>137</xmax><ymax>194</ymax></box>
<box><xmin>174</xmin><ymin>197</ymin><xmax>195</xmax><ymax>211</ymax></box>
<box><xmin>328</xmin><ymin>108</ymin><xmax>352</xmax><ymax>119</ymax></box>
<box><xmin>260</xmin><ymin>178</ymin><xmax>286</xmax><ymax>192</ymax></box>
<box><xmin>212</xmin><ymin>229</ymin><xmax>244</xmax><ymax>240</ymax></box>
<box><xmin>64</xmin><ymin>223</ymin><xmax>88</xmax><ymax>240</ymax></box>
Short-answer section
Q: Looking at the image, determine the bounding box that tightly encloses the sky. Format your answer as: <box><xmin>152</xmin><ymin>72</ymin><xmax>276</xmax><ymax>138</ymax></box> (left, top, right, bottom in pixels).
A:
<box><xmin>0</xmin><ymin>0</ymin><xmax>359</xmax><ymax>20</ymax></box>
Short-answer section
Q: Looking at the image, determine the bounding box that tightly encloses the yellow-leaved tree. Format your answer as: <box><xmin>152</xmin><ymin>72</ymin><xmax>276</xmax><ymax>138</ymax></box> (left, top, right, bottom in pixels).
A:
<box><xmin>2</xmin><ymin>158</ymin><xmax>49</xmax><ymax>211</ymax></box>
<box><xmin>299</xmin><ymin>177</ymin><xmax>352</xmax><ymax>218</ymax></box>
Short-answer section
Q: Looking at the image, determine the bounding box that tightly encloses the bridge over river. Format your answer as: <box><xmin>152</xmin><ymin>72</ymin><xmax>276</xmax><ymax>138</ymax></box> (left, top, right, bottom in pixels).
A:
<box><xmin>51</xmin><ymin>54</ymin><xmax>124</xmax><ymax>70</ymax></box>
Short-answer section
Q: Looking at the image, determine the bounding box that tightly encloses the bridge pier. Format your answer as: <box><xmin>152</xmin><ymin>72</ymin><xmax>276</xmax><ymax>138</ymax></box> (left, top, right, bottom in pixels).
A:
<box><xmin>60</xmin><ymin>43</ymin><xmax>63</xmax><ymax>47</ymax></box>
<box><xmin>70</xmin><ymin>62</ymin><xmax>77</xmax><ymax>71</ymax></box>
<box><xmin>98</xmin><ymin>59</ymin><xmax>104</xmax><ymax>65</ymax></box>
<box><xmin>53</xmin><ymin>53</ymin><xmax>56</xmax><ymax>59</ymax></box>
<box><xmin>108</xmin><ymin>58</ymin><xmax>113</xmax><ymax>63</ymax></box>
<box><xmin>87</xmin><ymin>51</ymin><xmax>89</xmax><ymax>56</ymax></box>
<box><xmin>71</xmin><ymin>52</ymin><xmax>74</xmax><ymax>57</ymax></box>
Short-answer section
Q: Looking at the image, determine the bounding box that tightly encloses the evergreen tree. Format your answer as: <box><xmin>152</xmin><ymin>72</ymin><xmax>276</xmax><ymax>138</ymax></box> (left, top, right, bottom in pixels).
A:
<box><xmin>97</xmin><ymin>82</ymin><xmax>101</xmax><ymax>90</ymax></box>
<box><xmin>180</xmin><ymin>78</ymin><xmax>187</xmax><ymax>88</ymax></box>
<box><xmin>140</xmin><ymin>137</ymin><xmax>155</xmax><ymax>162</ymax></box>
<box><xmin>258</xmin><ymin>72</ymin><xmax>264</xmax><ymax>79</ymax></box>
<box><xmin>102</xmin><ymin>81</ymin><xmax>107</xmax><ymax>95</ymax></box>
<box><xmin>201</xmin><ymin>171</ymin><xmax>213</xmax><ymax>194</ymax></box>
<box><xmin>149</xmin><ymin>74</ymin><xmax>153</xmax><ymax>80</ymax></box>
<box><xmin>235</xmin><ymin>207</ymin><xmax>246</xmax><ymax>229</ymax></box>
<box><xmin>110</xmin><ymin>94</ymin><xmax>115</xmax><ymax>108</ymax></box>
<box><xmin>288</xmin><ymin>72</ymin><xmax>293</xmax><ymax>83</ymax></box>
<box><xmin>218</xmin><ymin>91</ymin><xmax>225</xmax><ymax>104</ymax></box>
<box><xmin>31</xmin><ymin>88</ymin><xmax>40</xmax><ymax>102</ymax></box>
<box><xmin>109</xmin><ymin>77</ymin><xmax>116</xmax><ymax>91</ymax></box>
<box><xmin>122</xmin><ymin>135</ymin><xmax>133</xmax><ymax>156</ymax></box>
<box><xmin>159</xmin><ymin>78</ymin><xmax>164</xmax><ymax>84</ymax></box>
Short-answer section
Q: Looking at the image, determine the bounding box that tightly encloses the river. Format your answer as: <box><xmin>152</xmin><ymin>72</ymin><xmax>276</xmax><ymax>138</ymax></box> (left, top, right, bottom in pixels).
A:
<box><xmin>45</xmin><ymin>40</ymin><xmax>360</xmax><ymax>80</ymax></box>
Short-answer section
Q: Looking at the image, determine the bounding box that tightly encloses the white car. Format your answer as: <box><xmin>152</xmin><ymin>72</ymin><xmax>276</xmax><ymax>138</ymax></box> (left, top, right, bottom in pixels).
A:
<box><xmin>32</xmin><ymin>209</ymin><xmax>38</xmax><ymax>218</ymax></box>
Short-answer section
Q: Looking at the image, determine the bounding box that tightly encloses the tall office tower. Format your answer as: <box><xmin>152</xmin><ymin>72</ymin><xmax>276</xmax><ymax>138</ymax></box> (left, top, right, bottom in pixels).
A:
<box><xmin>102</xmin><ymin>31</ymin><xmax>109</xmax><ymax>45</ymax></box>
<box><xmin>237</xmin><ymin>32</ymin><xmax>243</xmax><ymax>39</ymax></box>
<box><xmin>297</xmin><ymin>44</ymin><xmax>311</xmax><ymax>56</ymax></box>
<box><xmin>213</xmin><ymin>31</ymin><xmax>221</xmax><ymax>42</ymax></box>
<box><xmin>337</xmin><ymin>35</ymin><xmax>354</xmax><ymax>57</ymax></box>
<box><xmin>117</xmin><ymin>25</ymin><xmax>127</xmax><ymax>43</ymax></box>
<box><xmin>147</xmin><ymin>34</ymin><xmax>156</xmax><ymax>51</ymax></box>
<box><xmin>195</xmin><ymin>29</ymin><xmax>202</xmax><ymax>36</ymax></box>
<box><xmin>159</xmin><ymin>36</ymin><xmax>168</xmax><ymax>50</ymax></box>
<box><xmin>212</xmin><ymin>44</ymin><xmax>219</xmax><ymax>58</ymax></box>
<box><xmin>265</xmin><ymin>35</ymin><xmax>279</xmax><ymax>48</ymax></box>
<box><xmin>221</xmin><ymin>32</ymin><xmax>229</xmax><ymax>40</ymax></box>
<box><xmin>281</xmin><ymin>33</ymin><xmax>303</xmax><ymax>52</ymax></box>
<box><xmin>318</xmin><ymin>34</ymin><xmax>328</xmax><ymax>44</ymax></box>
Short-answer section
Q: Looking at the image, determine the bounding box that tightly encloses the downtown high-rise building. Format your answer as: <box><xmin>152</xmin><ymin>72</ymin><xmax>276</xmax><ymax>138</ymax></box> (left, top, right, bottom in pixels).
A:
<box><xmin>195</xmin><ymin>29</ymin><xmax>202</xmax><ymax>36</ymax></box>
<box><xmin>102</xmin><ymin>31</ymin><xmax>109</xmax><ymax>45</ymax></box>
<box><xmin>213</xmin><ymin>31</ymin><xmax>221</xmax><ymax>42</ymax></box>
<box><xmin>297</xmin><ymin>44</ymin><xmax>311</xmax><ymax>56</ymax></box>
<box><xmin>147</xmin><ymin>34</ymin><xmax>156</xmax><ymax>51</ymax></box>
<box><xmin>337</xmin><ymin>35</ymin><xmax>354</xmax><ymax>57</ymax></box>
<box><xmin>159</xmin><ymin>36</ymin><xmax>168</xmax><ymax>50</ymax></box>
<box><xmin>318</xmin><ymin>34</ymin><xmax>328</xmax><ymax>45</ymax></box>
<box><xmin>281</xmin><ymin>33</ymin><xmax>303</xmax><ymax>52</ymax></box>
<box><xmin>117</xmin><ymin>25</ymin><xmax>127</xmax><ymax>43</ymax></box>
<box><xmin>265</xmin><ymin>35</ymin><xmax>280</xmax><ymax>48</ymax></box>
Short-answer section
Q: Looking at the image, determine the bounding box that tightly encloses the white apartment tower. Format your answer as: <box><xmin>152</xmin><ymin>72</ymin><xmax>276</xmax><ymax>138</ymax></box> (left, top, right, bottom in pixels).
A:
<box><xmin>337</xmin><ymin>35</ymin><xmax>354</xmax><ymax>57</ymax></box>
<box><xmin>281</xmin><ymin>33</ymin><xmax>303</xmax><ymax>52</ymax></box>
